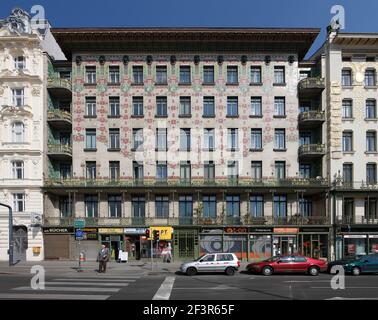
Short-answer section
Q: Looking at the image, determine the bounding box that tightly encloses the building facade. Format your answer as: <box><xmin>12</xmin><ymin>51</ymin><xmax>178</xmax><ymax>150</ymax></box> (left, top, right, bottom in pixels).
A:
<box><xmin>42</xmin><ymin>28</ymin><xmax>332</xmax><ymax>261</ymax></box>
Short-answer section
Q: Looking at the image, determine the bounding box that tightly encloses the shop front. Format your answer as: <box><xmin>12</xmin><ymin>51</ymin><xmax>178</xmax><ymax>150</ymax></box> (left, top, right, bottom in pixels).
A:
<box><xmin>124</xmin><ymin>227</ymin><xmax>148</xmax><ymax>260</ymax></box>
<box><xmin>43</xmin><ymin>227</ymin><xmax>74</xmax><ymax>260</ymax></box>
<box><xmin>74</xmin><ymin>227</ymin><xmax>99</xmax><ymax>261</ymax></box>
<box><xmin>98</xmin><ymin>228</ymin><xmax>124</xmax><ymax>261</ymax></box>
<box><xmin>173</xmin><ymin>228</ymin><xmax>198</xmax><ymax>260</ymax></box>
<box><xmin>337</xmin><ymin>233</ymin><xmax>378</xmax><ymax>259</ymax></box>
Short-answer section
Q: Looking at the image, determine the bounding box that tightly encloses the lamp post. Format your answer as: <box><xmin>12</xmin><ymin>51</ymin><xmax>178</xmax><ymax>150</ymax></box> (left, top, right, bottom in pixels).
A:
<box><xmin>0</xmin><ymin>202</ymin><xmax>13</xmax><ymax>266</ymax></box>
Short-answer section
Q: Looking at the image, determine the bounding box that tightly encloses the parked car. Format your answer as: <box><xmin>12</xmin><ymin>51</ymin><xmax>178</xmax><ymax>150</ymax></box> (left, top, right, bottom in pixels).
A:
<box><xmin>328</xmin><ymin>253</ymin><xmax>378</xmax><ymax>275</ymax></box>
<box><xmin>246</xmin><ymin>255</ymin><xmax>328</xmax><ymax>276</ymax></box>
<box><xmin>180</xmin><ymin>253</ymin><xmax>240</xmax><ymax>276</ymax></box>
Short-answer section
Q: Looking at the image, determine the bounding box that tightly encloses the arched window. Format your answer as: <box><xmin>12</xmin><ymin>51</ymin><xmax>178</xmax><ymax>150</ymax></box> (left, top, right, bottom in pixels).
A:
<box><xmin>365</xmin><ymin>69</ymin><xmax>376</xmax><ymax>86</ymax></box>
<box><xmin>12</xmin><ymin>122</ymin><xmax>25</xmax><ymax>143</ymax></box>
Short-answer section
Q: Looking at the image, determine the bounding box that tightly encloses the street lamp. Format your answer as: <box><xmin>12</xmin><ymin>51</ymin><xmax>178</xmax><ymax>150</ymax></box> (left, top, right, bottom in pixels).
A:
<box><xmin>0</xmin><ymin>202</ymin><xmax>13</xmax><ymax>266</ymax></box>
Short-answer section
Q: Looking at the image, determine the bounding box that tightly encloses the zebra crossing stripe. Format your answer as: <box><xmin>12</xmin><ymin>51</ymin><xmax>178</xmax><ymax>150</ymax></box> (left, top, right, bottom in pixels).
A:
<box><xmin>53</xmin><ymin>278</ymin><xmax>136</xmax><ymax>282</ymax></box>
<box><xmin>44</xmin><ymin>281</ymin><xmax>130</xmax><ymax>287</ymax></box>
<box><xmin>13</xmin><ymin>286</ymin><xmax>121</xmax><ymax>292</ymax></box>
<box><xmin>0</xmin><ymin>293</ymin><xmax>110</xmax><ymax>300</ymax></box>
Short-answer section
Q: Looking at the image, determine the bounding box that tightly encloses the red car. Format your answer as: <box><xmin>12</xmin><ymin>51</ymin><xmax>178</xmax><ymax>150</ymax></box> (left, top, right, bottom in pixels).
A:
<box><xmin>246</xmin><ymin>255</ymin><xmax>328</xmax><ymax>276</ymax></box>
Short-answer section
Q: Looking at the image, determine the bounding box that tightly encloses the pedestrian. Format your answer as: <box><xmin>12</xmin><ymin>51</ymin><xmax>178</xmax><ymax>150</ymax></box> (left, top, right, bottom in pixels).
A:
<box><xmin>97</xmin><ymin>244</ymin><xmax>110</xmax><ymax>273</ymax></box>
<box><xmin>166</xmin><ymin>242</ymin><xmax>172</xmax><ymax>263</ymax></box>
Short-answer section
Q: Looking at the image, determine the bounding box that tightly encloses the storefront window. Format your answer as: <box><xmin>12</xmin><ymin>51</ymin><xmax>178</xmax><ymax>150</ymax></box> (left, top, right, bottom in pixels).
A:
<box><xmin>344</xmin><ymin>236</ymin><xmax>367</xmax><ymax>258</ymax></box>
<box><xmin>249</xmin><ymin>235</ymin><xmax>272</xmax><ymax>261</ymax></box>
<box><xmin>369</xmin><ymin>236</ymin><xmax>378</xmax><ymax>254</ymax></box>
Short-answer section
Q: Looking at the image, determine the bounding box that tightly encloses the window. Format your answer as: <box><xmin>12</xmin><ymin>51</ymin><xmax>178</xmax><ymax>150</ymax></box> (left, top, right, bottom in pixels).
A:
<box><xmin>85</xmin><ymin>129</ymin><xmax>96</xmax><ymax>149</ymax></box>
<box><xmin>251</xmin><ymin>97</ymin><xmax>262</xmax><ymax>117</ymax></box>
<box><xmin>251</xmin><ymin>161</ymin><xmax>262</xmax><ymax>181</ymax></box>
<box><xmin>109</xmin><ymin>97</ymin><xmax>120</xmax><ymax>117</ymax></box>
<box><xmin>274</xmin><ymin>97</ymin><xmax>286</xmax><ymax>117</ymax></box>
<box><xmin>274</xmin><ymin>129</ymin><xmax>286</xmax><ymax>150</ymax></box>
<box><xmin>133</xmin><ymin>66</ymin><xmax>144</xmax><ymax>84</ymax></box>
<box><xmin>12</xmin><ymin>122</ymin><xmax>24</xmax><ymax>143</ymax></box>
<box><xmin>203</xmin><ymin>66</ymin><xmax>214</xmax><ymax>84</ymax></box>
<box><xmin>342</xmin><ymin>69</ymin><xmax>352</xmax><ymax>86</ymax></box>
<box><xmin>275</xmin><ymin>161</ymin><xmax>286</xmax><ymax>180</ymax></box>
<box><xmin>299</xmin><ymin>132</ymin><xmax>312</xmax><ymax>146</ymax></box>
<box><xmin>250</xmin><ymin>66</ymin><xmax>262</xmax><ymax>84</ymax></box>
<box><xmin>132</xmin><ymin>196</ymin><xmax>145</xmax><ymax>218</ymax></box>
<box><xmin>203</xmin><ymin>128</ymin><xmax>215</xmax><ymax>151</ymax></box>
<box><xmin>59</xmin><ymin>196</ymin><xmax>71</xmax><ymax>217</ymax></box>
<box><xmin>251</xmin><ymin>129</ymin><xmax>262</xmax><ymax>150</ymax></box>
<box><xmin>13</xmin><ymin>193</ymin><xmax>25</xmax><ymax>212</ymax></box>
<box><xmin>203</xmin><ymin>97</ymin><xmax>215</xmax><ymax>116</ymax></box>
<box><xmin>342</xmin><ymin>131</ymin><xmax>353</xmax><ymax>152</ymax></box>
<box><xmin>109</xmin><ymin>195</ymin><xmax>122</xmax><ymax>218</ymax></box>
<box><xmin>109</xmin><ymin>161</ymin><xmax>120</xmax><ymax>180</ymax></box>
<box><xmin>300</xmin><ymin>164</ymin><xmax>311</xmax><ymax>179</ymax></box>
<box><xmin>86</xmin><ymin>161</ymin><xmax>96</xmax><ymax>180</ymax></box>
<box><xmin>179</xmin><ymin>195</ymin><xmax>193</xmax><ymax>218</ymax></box>
<box><xmin>109</xmin><ymin>66</ymin><xmax>120</xmax><ymax>84</ymax></box>
<box><xmin>85</xmin><ymin>195</ymin><xmax>98</xmax><ymax>218</ymax></box>
<box><xmin>156</xmin><ymin>96</ymin><xmax>167</xmax><ymax>116</ymax></box>
<box><xmin>203</xmin><ymin>195</ymin><xmax>217</xmax><ymax>219</ymax></box>
<box><xmin>367</xmin><ymin>163</ymin><xmax>377</xmax><ymax>184</ymax></box>
<box><xmin>179</xmin><ymin>97</ymin><xmax>191</xmax><ymax>116</ymax></box>
<box><xmin>59</xmin><ymin>164</ymin><xmax>71</xmax><ymax>180</ymax></box>
<box><xmin>180</xmin><ymin>129</ymin><xmax>191</xmax><ymax>151</ymax></box>
<box><xmin>156</xmin><ymin>128</ymin><xmax>167</xmax><ymax>151</ymax></box>
<box><xmin>227</xmin><ymin>161</ymin><xmax>239</xmax><ymax>181</ymax></box>
<box><xmin>365</xmin><ymin>69</ymin><xmax>376</xmax><ymax>86</ymax></box>
<box><xmin>180</xmin><ymin>161</ymin><xmax>191</xmax><ymax>182</ymax></box>
<box><xmin>156</xmin><ymin>162</ymin><xmax>168</xmax><ymax>182</ymax></box>
<box><xmin>202</xmin><ymin>255</ymin><xmax>215</xmax><ymax>262</ymax></box>
<box><xmin>366</xmin><ymin>100</ymin><xmax>377</xmax><ymax>119</ymax></box>
<box><xmin>85</xmin><ymin>97</ymin><xmax>96</xmax><ymax>117</ymax></box>
<box><xmin>227</xmin><ymin>66</ymin><xmax>238</xmax><ymax>84</ymax></box>
<box><xmin>227</xmin><ymin>128</ymin><xmax>238</xmax><ymax>150</ymax></box>
<box><xmin>179</xmin><ymin>66</ymin><xmax>191</xmax><ymax>84</ymax></box>
<box><xmin>132</xmin><ymin>97</ymin><xmax>144</xmax><ymax>116</ymax></box>
<box><xmin>227</xmin><ymin>97</ymin><xmax>238</xmax><ymax>116</ymax></box>
<box><xmin>274</xmin><ymin>66</ymin><xmax>285</xmax><ymax>84</ymax></box>
<box><xmin>12</xmin><ymin>88</ymin><xmax>24</xmax><ymax>106</ymax></box>
<box><xmin>204</xmin><ymin>161</ymin><xmax>215</xmax><ymax>182</ymax></box>
<box><xmin>365</xmin><ymin>198</ymin><xmax>377</xmax><ymax>220</ymax></box>
<box><xmin>14</xmin><ymin>56</ymin><xmax>25</xmax><ymax>70</ymax></box>
<box><xmin>250</xmin><ymin>196</ymin><xmax>264</xmax><ymax>217</ymax></box>
<box><xmin>133</xmin><ymin>128</ymin><xmax>143</xmax><ymax>150</ymax></box>
<box><xmin>12</xmin><ymin>161</ymin><xmax>24</xmax><ymax>179</ymax></box>
<box><xmin>343</xmin><ymin>198</ymin><xmax>354</xmax><ymax>222</ymax></box>
<box><xmin>342</xmin><ymin>99</ymin><xmax>353</xmax><ymax>118</ymax></box>
<box><xmin>156</xmin><ymin>195</ymin><xmax>169</xmax><ymax>218</ymax></box>
<box><xmin>85</xmin><ymin>66</ymin><xmax>96</xmax><ymax>84</ymax></box>
<box><xmin>109</xmin><ymin>129</ymin><xmax>120</xmax><ymax>150</ymax></box>
<box><xmin>343</xmin><ymin>163</ymin><xmax>353</xmax><ymax>184</ymax></box>
<box><xmin>274</xmin><ymin>195</ymin><xmax>287</xmax><ymax>218</ymax></box>
<box><xmin>216</xmin><ymin>254</ymin><xmax>234</xmax><ymax>262</ymax></box>
<box><xmin>299</xmin><ymin>198</ymin><xmax>312</xmax><ymax>217</ymax></box>
<box><xmin>226</xmin><ymin>195</ymin><xmax>240</xmax><ymax>217</ymax></box>
<box><xmin>133</xmin><ymin>161</ymin><xmax>144</xmax><ymax>181</ymax></box>
<box><xmin>366</xmin><ymin>131</ymin><xmax>377</xmax><ymax>152</ymax></box>
<box><xmin>156</xmin><ymin>66</ymin><xmax>167</xmax><ymax>84</ymax></box>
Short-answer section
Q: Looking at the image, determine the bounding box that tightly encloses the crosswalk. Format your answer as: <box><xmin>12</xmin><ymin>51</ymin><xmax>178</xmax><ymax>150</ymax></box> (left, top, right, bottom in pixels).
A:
<box><xmin>1</xmin><ymin>273</ymin><xmax>144</xmax><ymax>300</ymax></box>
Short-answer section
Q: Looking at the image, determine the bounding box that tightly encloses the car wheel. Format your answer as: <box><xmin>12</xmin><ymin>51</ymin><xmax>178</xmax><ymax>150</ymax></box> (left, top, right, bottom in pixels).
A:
<box><xmin>186</xmin><ymin>267</ymin><xmax>197</xmax><ymax>276</ymax></box>
<box><xmin>225</xmin><ymin>267</ymin><xmax>235</xmax><ymax>276</ymax></box>
<box><xmin>308</xmin><ymin>266</ymin><xmax>319</xmax><ymax>276</ymax></box>
<box><xmin>352</xmin><ymin>267</ymin><xmax>361</xmax><ymax>276</ymax></box>
<box><xmin>262</xmin><ymin>266</ymin><xmax>273</xmax><ymax>276</ymax></box>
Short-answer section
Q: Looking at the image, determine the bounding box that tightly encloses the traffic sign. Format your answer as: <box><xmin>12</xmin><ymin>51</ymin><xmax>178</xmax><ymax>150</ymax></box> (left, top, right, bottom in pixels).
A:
<box><xmin>75</xmin><ymin>229</ymin><xmax>84</xmax><ymax>240</ymax></box>
<box><xmin>74</xmin><ymin>219</ymin><xmax>86</xmax><ymax>229</ymax></box>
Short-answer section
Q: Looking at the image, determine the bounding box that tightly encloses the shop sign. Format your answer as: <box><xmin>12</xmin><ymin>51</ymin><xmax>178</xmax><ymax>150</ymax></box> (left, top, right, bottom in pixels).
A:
<box><xmin>273</xmin><ymin>228</ymin><xmax>299</xmax><ymax>234</ymax></box>
<box><xmin>249</xmin><ymin>227</ymin><xmax>273</xmax><ymax>233</ymax></box>
<box><xmin>98</xmin><ymin>228</ymin><xmax>124</xmax><ymax>234</ymax></box>
<box><xmin>81</xmin><ymin>228</ymin><xmax>98</xmax><ymax>240</ymax></box>
<box><xmin>124</xmin><ymin>228</ymin><xmax>147</xmax><ymax>235</ymax></box>
<box><xmin>149</xmin><ymin>227</ymin><xmax>173</xmax><ymax>240</ymax></box>
<box><xmin>299</xmin><ymin>228</ymin><xmax>329</xmax><ymax>233</ymax></box>
<box><xmin>224</xmin><ymin>227</ymin><xmax>248</xmax><ymax>233</ymax></box>
<box><xmin>368</xmin><ymin>235</ymin><xmax>378</xmax><ymax>239</ymax></box>
<box><xmin>343</xmin><ymin>235</ymin><xmax>367</xmax><ymax>238</ymax></box>
<box><xmin>43</xmin><ymin>227</ymin><xmax>74</xmax><ymax>234</ymax></box>
<box><xmin>250</xmin><ymin>235</ymin><xmax>271</xmax><ymax>239</ymax></box>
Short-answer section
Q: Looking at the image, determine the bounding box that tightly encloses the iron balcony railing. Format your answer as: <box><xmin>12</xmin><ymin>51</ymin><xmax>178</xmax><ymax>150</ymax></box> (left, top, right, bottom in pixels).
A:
<box><xmin>44</xmin><ymin>177</ymin><xmax>329</xmax><ymax>188</ymax></box>
<box><xmin>47</xmin><ymin>77</ymin><xmax>72</xmax><ymax>92</ymax></box>
<box><xmin>298</xmin><ymin>77</ymin><xmax>325</xmax><ymax>91</ymax></box>
<box><xmin>298</xmin><ymin>110</ymin><xmax>325</xmax><ymax>122</ymax></box>
<box><xmin>336</xmin><ymin>216</ymin><xmax>378</xmax><ymax>225</ymax></box>
<box><xmin>47</xmin><ymin>109</ymin><xmax>72</xmax><ymax>123</ymax></box>
<box><xmin>298</xmin><ymin>144</ymin><xmax>326</xmax><ymax>156</ymax></box>
<box><xmin>332</xmin><ymin>180</ymin><xmax>378</xmax><ymax>190</ymax></box>
<box><xmin>47</xmin><ymin>144</ymin><xmax>72</xmax><ymax>155</ymax></box>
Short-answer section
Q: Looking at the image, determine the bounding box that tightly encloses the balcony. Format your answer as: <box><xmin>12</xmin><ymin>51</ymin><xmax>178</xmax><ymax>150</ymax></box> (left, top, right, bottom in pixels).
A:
<box><xmin>47</xmin><ymin>144</ymin><xmax>72</xmax><ymax>160</ymax></box>
<box><xmin>47</xmin><ymin>76</ymin><xmax>72</xmax><ymax>98</ymax></box>
<box><xmin>43</xmin><ymin>217</ymin><xmax>74</xmax><ymax>226</ymax></box>
<box><xmin>333</xmin><ymin>180</ymin><xmax>378</xmax><ymax>191</ymax></box>
<box><xmin>178</xmin><ymin>217</ymin><xmax>193</xmax><ymax>225</ymax></box>
<box><xmin>298</xmin><ymin>111</ymin><xmax>325</xmax><ymax>128</ymax></box>
<box><xmin>225</xmin><ymin>216</ymin><xmax>242</xmax><ymax>225</ymax></box>
<box><xmin>131</xmin><ymin>216</ymin><xmax>146</xmax><ymax>226</ymax></box>
<box><xmin>298</xmin><ymin>77</ymin><xmax>325</xmax><ymax>96</ymax></box>
<box><xmin>47</xmin><ymin>109</ymin><xmax>72</xmax><ymax>128</ymax></box>
<box><xmin>298</xmin><ymin>144</ymin><xmax>325</xmax><ymax>159</ymax></box>
<box><xmin>336</xmin><ymin>216</ymin><xmax>378</xmax><ymax>225</ymax></box>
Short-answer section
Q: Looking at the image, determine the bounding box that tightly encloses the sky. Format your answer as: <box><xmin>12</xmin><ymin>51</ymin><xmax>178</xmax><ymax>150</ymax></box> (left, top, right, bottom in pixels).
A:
<box><xmin>1</xmin><ymin>0</ymin><xmax>377</xmax><ymax>58</ymax></box>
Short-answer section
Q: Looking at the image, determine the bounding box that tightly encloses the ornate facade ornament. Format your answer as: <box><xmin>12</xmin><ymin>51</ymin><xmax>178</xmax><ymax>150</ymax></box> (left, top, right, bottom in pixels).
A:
<box><xmin>0</xmin><ymin>8</ymin><xmax>31</xmax><ymax>35</ymax></box>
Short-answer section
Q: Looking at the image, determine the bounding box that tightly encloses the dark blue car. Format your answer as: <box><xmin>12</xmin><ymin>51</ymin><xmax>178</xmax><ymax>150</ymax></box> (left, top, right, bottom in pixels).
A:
<box><xmin>328</xmin><ymin>253</ymin><xmax>378</xmax><ymax>275</ymax></box>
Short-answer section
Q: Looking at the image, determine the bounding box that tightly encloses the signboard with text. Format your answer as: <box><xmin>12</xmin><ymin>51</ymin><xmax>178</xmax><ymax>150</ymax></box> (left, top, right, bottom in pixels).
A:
<box><xmin>148</xmin><ymin>227</ymin><xmax>173</xmax><ymax>240</ymax></box>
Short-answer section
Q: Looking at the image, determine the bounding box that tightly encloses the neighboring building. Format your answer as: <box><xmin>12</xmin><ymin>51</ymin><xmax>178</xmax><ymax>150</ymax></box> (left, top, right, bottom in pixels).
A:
<box><xmin>0</xmin><ymin>8</ymin><xmax>65</xmax><ymax>261</ymax></box>
<box><xmin>42</xmin><ymin>27</ymin><xmax>331</xmax><ymax>261</ymax></box>
<box><xmin>316</xmin><ymin>29</ymin><xmax>378</xmax><ymax>259</ymax></box>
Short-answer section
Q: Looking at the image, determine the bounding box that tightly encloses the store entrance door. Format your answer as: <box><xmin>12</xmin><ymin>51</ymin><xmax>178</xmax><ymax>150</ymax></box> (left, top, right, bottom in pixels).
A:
<box><xmin>273</xmin><ymin>236</ymin><xmax>297</xmax><ymax>256</ymax></box>
<box><xmin>101</xmin><ymin>235</ymin><xmax>123</xmax><ymax>261</ymax></box>
<box><xmin>174</xmin><ymin>229</ymin><xmax>198</xmax><ymax>260</ymax></box>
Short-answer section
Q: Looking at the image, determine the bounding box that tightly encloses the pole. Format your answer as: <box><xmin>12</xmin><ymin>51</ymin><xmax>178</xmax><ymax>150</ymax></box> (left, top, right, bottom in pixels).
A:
<box><xmin>0</xmin><ymin>203</ymin><xmax>13</xmax><ymax>267</ymax></box>
<box><xmin>151</xmin><ymin>239</ymin><xmax>153</xmax><ymax>270</ymax></box>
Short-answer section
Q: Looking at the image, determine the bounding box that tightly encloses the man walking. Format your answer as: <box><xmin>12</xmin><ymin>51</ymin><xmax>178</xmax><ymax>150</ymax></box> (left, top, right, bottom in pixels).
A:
<box><xmin>97</xmin><ymin>244</ymin><xmax>110</xmax><ymax>273</ymax></box>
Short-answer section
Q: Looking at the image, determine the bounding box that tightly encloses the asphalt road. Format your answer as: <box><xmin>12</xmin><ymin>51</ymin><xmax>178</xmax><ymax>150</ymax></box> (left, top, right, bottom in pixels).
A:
<box><xmin>0</xmin><ymin>269</ymin><xmax>378</xmax><ymax>300</ymax></box>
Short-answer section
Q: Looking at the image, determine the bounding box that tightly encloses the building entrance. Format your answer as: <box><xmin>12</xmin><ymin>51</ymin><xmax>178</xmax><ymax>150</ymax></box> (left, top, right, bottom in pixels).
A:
<box><xmin>273</xmin><ymin>236</ymin><xmax>297</xmax><ymax>256</ymax></box>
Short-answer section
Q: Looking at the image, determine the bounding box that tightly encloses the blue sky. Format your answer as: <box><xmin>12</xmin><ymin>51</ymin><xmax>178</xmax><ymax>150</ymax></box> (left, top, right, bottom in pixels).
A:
<box><xmin>1</xmin><ymin>0</ymin><xmax>377</xmax><ymax>58</ymax></box>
